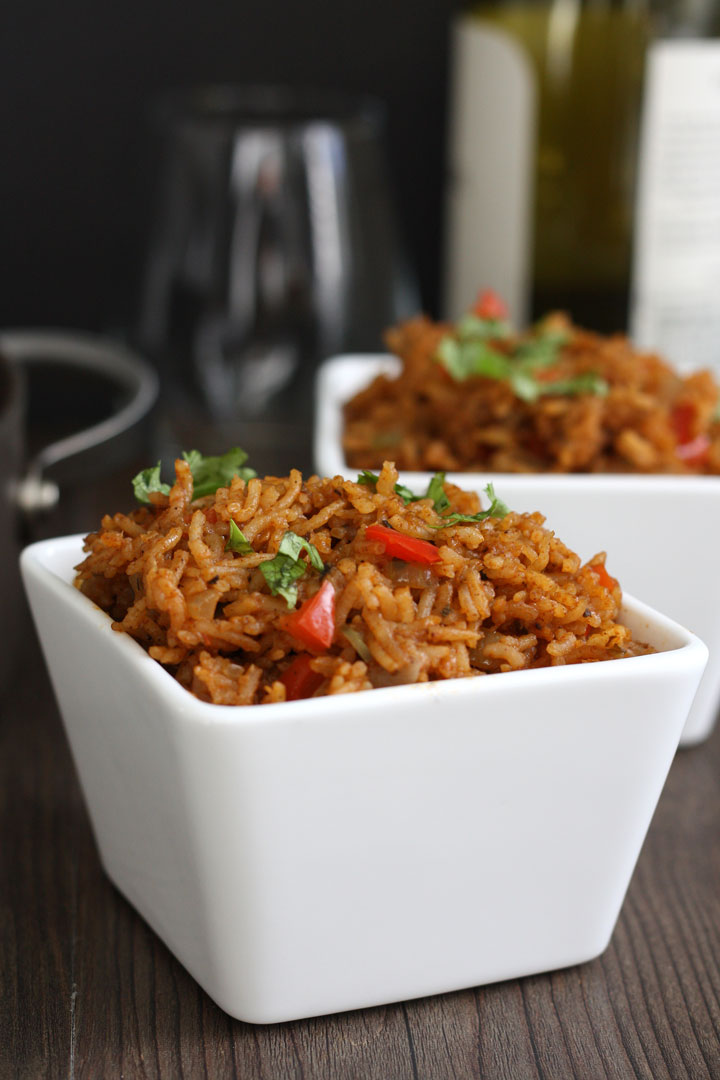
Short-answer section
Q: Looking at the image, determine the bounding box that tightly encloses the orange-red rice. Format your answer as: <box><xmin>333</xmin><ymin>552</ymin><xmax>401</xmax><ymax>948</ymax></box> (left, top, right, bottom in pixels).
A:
<box><xmin>74</xmin><ymin>459</ymin><xmax>651</xmax><ymax>706</ymax></box>
<box><xmin>342</xmin><ymin>314</ymin><xmax>720</xmax><ymax>474</ymax></box>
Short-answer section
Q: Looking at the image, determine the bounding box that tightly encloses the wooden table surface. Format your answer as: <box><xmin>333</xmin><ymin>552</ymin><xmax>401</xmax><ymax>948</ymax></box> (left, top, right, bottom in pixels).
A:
<box><xmin>3</xmin><ymin>419</ymin><xmax>720</xmax><ymax>1080</ymax></box>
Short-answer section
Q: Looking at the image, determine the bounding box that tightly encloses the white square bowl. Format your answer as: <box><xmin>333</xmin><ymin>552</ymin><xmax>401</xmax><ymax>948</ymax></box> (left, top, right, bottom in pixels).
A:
<box><xmin>315</xmin><ymin>354</ymin><xmax>720</xmax><ymax>746</ymax></box>
<box><xmin>21</xmin><ymin>535</ymin><xmax>707</xmax><ymax>1024</ymax></box>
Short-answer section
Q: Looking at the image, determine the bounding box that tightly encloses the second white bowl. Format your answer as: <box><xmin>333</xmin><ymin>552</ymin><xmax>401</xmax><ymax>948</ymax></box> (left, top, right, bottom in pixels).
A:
<box><xmin>315</xmin><ymin>354</ymin><xmax>720</xmax><ymax>746</ymax></box>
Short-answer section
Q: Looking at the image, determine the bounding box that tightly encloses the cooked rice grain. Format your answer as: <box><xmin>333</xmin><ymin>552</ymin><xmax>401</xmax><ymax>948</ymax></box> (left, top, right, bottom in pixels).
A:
<box><xmin>75</xmin><ymin>459</ymin><xmax>652</xmax><ymax>705</ymax></box>
<box><xmin>342</xmin><ymin>314</ymin><xmax>720</xmax><ymax>474</ymax></box>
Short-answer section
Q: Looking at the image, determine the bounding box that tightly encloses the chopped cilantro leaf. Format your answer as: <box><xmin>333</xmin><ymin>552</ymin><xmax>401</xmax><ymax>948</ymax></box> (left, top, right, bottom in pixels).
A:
<box><xmin>435</xmin><ymin>337</ymin><xmax>462</xmax><ymax>379</ymax></box>
<box><xmin>183</xmin><ymin>447</ymin><xmax>256</xmax><ymax>499</ymax></box>
<box><xmin>435</xmin><ymin>311</ymin><xmax>607</xmax><ymax>404</ymax></box>
<box><xmin>538</xmin><ymin>373</ymin><xmax>609</xmax><ymax>398</ymax></box>
<box><xmin>278</xmin><ymin>531</ymin><xmax>324</xmax><ymax>571</ymax></box>
<box><xmin>357</xmin><ymin>470</ymin><xmax>381</xmax><ymax>489</ymax></box>
<box><xmin>456</xmin><ymin>314</ymin><xmax>511</xmax><ymax>341</ymax></box>
<box><xmin>132</xmin><ymin>447</ymin><xmax>256</xmax><ymax>503</ymax></box>
<box><xmin>132</xmin><ymin>463</ymin><xmax>171</xmax><ymax>504</ymax></box>
<box><xmin>432</xmin><ymin>482</ymin><xmax>509</xmax><ymax>528</ymax></box>
<box><xmin>426</xmin><ymin>472</ymin><xmax>450</xmax><ymax>514</ymax></box>
<box><xmin>393</xmin><ymin>481</ymin><xmax>419</xmax><ymax>503</ymax></box>
<box><xmin>357</xmin><ymin>471</ymin><xmax>422</xmax><ymax>505</ymax></box>
<box><xmin>509</xmin><ymin>371</ymin><xmax>543</xmax><ymax>403</ymax></box>
<box><xmin>437</xmin><ymin>336</ymin><xmax>510</xmax><ymax>381</ymax></box>
<box><xmin>225</xmin><ymin>520</ymin><xmax>253</xmax><ymax>554</ymax></box>
<box><xmin>513</xmin><ymin>330</ymin><xmax>568</xmax><ymax>369</ymax></box>
<box><xmin>359</xmin><ymin>469</ymin><xmax>507</xmax><ymax>529</ymax></box>
<box><xmin>357</xmin><ymin>469</ymin><xmax>450</xmax><ymax>510</ymax></box>
<box><xmin>260</xmin><ymin>531</ymin><xmax>324</xmax><ymax>608</ymax></box>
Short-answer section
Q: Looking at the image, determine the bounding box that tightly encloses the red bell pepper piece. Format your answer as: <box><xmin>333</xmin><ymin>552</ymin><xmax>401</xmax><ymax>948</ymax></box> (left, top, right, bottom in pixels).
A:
<box><xmin>365</xmin><ymin>523</ymin><xmax>440</xmax><ymax>564</ymax></box>
<box><xmin>472</xmin><ymin>288</ymin><xmax>508</xmax><ymax>322</ymax></box>
<box><xmin>676</xmin><ymin>433</ymin><xmax>711</xmax><ymax>466</ymax></box>
<box><xmin>671</xmin><ymin>403</ymin><xmax>695</xmax><ymax>444</ymax></box>
<box><xmin>280</xmin><ymin>654</ymin><xmax>324</xmax><ymax>701</ymax></box>
<box><xmin>590</xmin><ymin>563</ymin><xmax>618</xmax><ymax>591</ymax></box>
<box><xmin>671</xmin><ymin>405</ymin><xmax>711</xmax><ymax>465</ymax></box>
<box><xmin>284</xmin><ymin>578</ymin><xmax>336</xmax><ymax>651</ymax></box>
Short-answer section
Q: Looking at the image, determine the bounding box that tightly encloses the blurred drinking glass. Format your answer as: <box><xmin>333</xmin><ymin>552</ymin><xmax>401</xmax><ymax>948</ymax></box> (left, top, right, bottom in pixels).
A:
<box><xmin>138</xmin><ymin>85</ymin><xmax>417</xmax><ymax>447</ymax></box>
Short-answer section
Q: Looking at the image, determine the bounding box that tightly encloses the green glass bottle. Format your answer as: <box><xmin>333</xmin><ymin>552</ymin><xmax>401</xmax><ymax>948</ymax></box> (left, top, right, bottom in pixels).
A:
<box><xmin>444</xmin><ymin>0</ymin><xmax>652</xmax><ymax>331</ymax></box>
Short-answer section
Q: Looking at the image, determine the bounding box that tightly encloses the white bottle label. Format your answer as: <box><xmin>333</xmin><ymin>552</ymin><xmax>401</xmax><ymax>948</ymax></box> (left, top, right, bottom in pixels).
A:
<box><xmin>443</xmin><ymin>18</ymin><xmax>535</xmax><ymax>324</ymax></box>
<box><xmin>631</xmin><ymin>41</ymin><xmax>720</xmax><ymax>372</ymax></box>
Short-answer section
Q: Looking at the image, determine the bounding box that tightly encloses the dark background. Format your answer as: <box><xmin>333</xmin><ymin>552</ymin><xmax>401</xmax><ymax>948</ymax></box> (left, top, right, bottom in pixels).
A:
<box><xmin>0</xmin><ymin>0</ymin><xmax>457</xmax><ymax>337</ymax></box>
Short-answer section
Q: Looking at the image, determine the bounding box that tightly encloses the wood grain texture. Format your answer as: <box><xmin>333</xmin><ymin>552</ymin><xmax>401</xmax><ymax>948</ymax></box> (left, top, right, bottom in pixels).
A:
<box><xmin>3</xmin><ymin>463</ymin><xmax>720</xmax><ymax>1080</ymax></box>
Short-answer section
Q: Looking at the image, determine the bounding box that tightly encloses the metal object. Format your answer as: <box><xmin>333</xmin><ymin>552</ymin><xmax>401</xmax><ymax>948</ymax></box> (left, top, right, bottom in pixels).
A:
<box><xmin>0</xmin><ymin>330</ymin><xmax>158</xmax><ymax>513</ymax></box>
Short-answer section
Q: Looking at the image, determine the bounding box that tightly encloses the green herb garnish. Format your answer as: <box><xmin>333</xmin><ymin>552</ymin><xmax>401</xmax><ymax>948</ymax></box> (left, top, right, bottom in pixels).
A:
<box><xmin>529</xmin><ymin>373</ymin><xmax>609</xmax><ymax>401</ymax></box>
<box><xmin>456</xmin><ymin>313</ymin><xmax>512</xmax><ymax>341</ymax></box>
<box><xmin>392</xmin><ymin>481</ymin><xmax>419</xmax><ymax>503</ymax></box>
<box><xmin>260</xmin><ymin>531</ymin><xmax>325</xmax><ymax>608</ymax></box>
<box><xmin>357</xmin><ymin>469</ymin><xmax>450</xmax><ymax>511</ymax></box>
<box><xmin>132</xmin><ymin>447</ymin><xmax>256</xmax><ymax>504</ymax></box>
<box><xmin>435</xmin><ymin>315</ymin><xmax>607</xmax><ymax>403</ymax></box>
<box><xmin>357</xmin><ymin>470</ymin><xmax>421</xmax><ymax>505</ymax></box>
<box><xmin>183</xmin><ymin>447</ymin><xmax>256</xmax><ymax>499</ymax></box>
<box><xmin>431</xmin><ymin>482</ymin><xmax>509</xmax><ymax>528</ymax></box>
<box><xmin>513</xmin><ymin>328</ymin><xmax>569</xmax><ymax>367</ymax></box>
<box><xmin>132</xmin><ymin>463</ymin><xmax>171</xmax><ymax>504</ymax></box>
<box><xmin>225</xmin><ymin>520</ymin><xmax>253</xmax><ymax>554</ymax></box>
<box><xmin>436</xmin><ymin>337</ymin><xmax>510</xmax><ymax>382</ymax></box>
<box><xmin>425</xmin><ymin>471</ymin><xmax>450</xmax><ymax>515</ymax></box>
<box><xmin>356</xmin><ymin>468</ymin><xmax>508</xmax><ymax>533</ymax></box>
<box><xmin>508</xmin><ymin>371</ymin><xmax>542</xmax><ymax>403</ymax></box>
